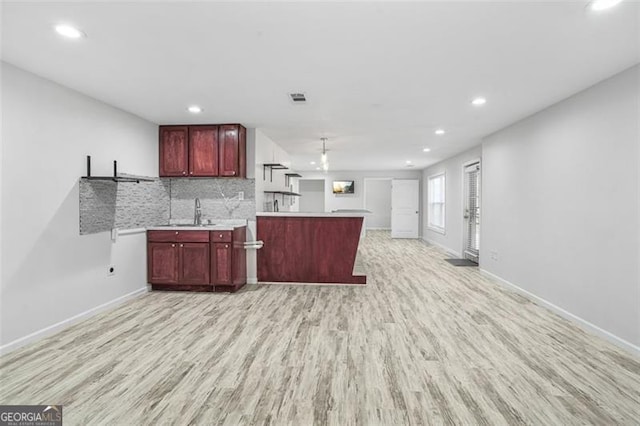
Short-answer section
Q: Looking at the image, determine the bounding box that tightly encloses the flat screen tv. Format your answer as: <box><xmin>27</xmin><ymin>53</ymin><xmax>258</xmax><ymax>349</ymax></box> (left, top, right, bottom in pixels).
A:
<box><xmin>333</xmin><ymin>180</ymin><xmax>355</xmax><ymax>194</ymax></box>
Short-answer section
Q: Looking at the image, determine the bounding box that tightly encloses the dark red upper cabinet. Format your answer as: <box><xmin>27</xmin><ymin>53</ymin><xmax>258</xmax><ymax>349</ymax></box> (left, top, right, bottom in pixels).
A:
<box><xmin>189</xmin><ymin>126</ymin><xmax>219</xmax><ymax>177</ymax></box>
<box><xmin>219</xmin><ymin>124</ymin><xmax>246</xmax><ymax>178</ymax></box>
<box><xmin>160</xmin><ymin>124</ymin><xmax>245</xmax><ymax>178</ymax></box>
<box><xmin>159</xmin><ymin>126</ymin><xmax>189</xmax><ymax>177</ymax></box>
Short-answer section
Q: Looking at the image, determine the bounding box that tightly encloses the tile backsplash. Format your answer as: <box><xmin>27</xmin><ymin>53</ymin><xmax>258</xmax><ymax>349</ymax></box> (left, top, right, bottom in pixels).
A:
<box><xmin>79</xmin><ymin>178</ymin><xmax>255</xmax><ymax>235</ymax></box>
<box><xmin>168</xmin><ymin>178</ymin><xmax>256</xmax><ymax>222</ymax></box>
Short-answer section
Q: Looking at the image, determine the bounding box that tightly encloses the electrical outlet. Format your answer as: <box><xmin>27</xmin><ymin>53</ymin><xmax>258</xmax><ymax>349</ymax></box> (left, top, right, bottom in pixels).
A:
<box><xmin>108</xmin><ymin>265</ymin><xmax>116</xmax><ymax>276</ymax></box>
<box><xmin>490</xmin><ymin>251</ymin><xmax>499</xmax><ymax>261</ymax></box>
<box><xmin>238</xmin><ymin>191</ymin><xmax>244</xmax><ymax>200</ymax></box>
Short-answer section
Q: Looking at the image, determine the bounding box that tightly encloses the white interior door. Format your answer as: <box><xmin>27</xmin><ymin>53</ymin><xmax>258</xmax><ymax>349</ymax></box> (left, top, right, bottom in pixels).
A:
<box><xmin>391</xmin><ymin>179</ymin><xmax>420</xmax><ymax>238</ymax></box>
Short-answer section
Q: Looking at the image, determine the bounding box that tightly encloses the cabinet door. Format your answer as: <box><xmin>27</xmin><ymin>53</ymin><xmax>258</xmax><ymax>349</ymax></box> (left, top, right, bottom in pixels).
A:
<box><xmin>189</xmin><ymin>126</ymin><xmax>219</xmax><ymax>177</ymax></box>
<box><xmin>218</xmin><ymin>124</ymin><xmax>240</xmax><ymax>177</ymax></box>
<box><xmin>211</xmin><ymin>243</ymin><xmax>232</xmax><ymax>285</ymax></box>
<box><xmin>160</xmin><ymin>126</ymin><xmax>189</xmax><ymax>177</ymax></box>
<box><xmin>179</xmin><ymin>243</ymin><xmax>210</xmax><ymax>284</ymax></box>
<box><xmin>148</xmin><ymin>243</ymin><xmax>179</xmax><ymax>284</ymax></box>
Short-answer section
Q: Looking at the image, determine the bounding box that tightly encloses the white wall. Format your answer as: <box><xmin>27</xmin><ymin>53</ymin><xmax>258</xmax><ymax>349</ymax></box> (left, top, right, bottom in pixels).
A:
<box><xmin>301</xmin><ymin>170</ymin><xmax>422</xmax><ymax>214</ymax></box>
<box><xmin>422</xmin><ymin>146</ymin><xmax>482</xmax><ymax>256</ymax></box>
<box><xmin>1</xmin><ymin>63</ymin><xmax>158</xmax><ymax>351</ymax></box>
<box><xmin>253</xmin><ymin>129</ymin><xmax>298</xmax><ymax>213</ymax></box>
<box><xmin>481</xmin><ymin>65</ymin><xmax>639</xmax><ymax>349</ymax></box>
<box><xmin>298</xmin><ymin>179</ymin><xmax>325</xmax><ymax>212</ymax></box>
<box><xmin>364</xmin><ymin>179</ymin><xmax>392</xmax><ymax>229</ymax></box>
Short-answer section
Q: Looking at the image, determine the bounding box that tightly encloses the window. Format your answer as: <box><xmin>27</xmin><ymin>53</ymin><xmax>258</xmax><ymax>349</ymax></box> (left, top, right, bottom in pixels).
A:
<box><xmin>428</xmin><ymin>173</ymin><xmax>445</xmax><ymax>233</ymax></box>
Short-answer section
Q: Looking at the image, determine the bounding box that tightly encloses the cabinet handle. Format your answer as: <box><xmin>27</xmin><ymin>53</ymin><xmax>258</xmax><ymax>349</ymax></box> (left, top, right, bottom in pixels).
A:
<box><xmin>231</xmin><ymin>171</ymin><xmax>235</xmax><ymax>175</ymax></box>
<box><xmin>190</xmin><ymin>172</ymin><xmax>193</xmax><ymax>175</ymax></box>
<box><xmin>175</xmin><ymin>231</ymin><xmax>179</xmax><ymax>235</ymax></box>
<box><xmin>180</xmin><ymin>244</ymin><xmax>184</xmax><ymax>247</ymax></box>
<box><xmin>171</xmin><ymin>244</ymin><xmax>175</xmax><ymax>247</ymax></box>
<box><xmin>182</xmin><ymin>171</ymin><xmax>186</xmax><ymax>175</ymax></box>
<box><xmin>219</xmin><ymin>234</ymin><xmax>223</xmax><ymax>238</ymax></box>
<box><xmin>225</xmin><ymin>245</ymin><xmax>229</xmax><ymax>248</ymax></box>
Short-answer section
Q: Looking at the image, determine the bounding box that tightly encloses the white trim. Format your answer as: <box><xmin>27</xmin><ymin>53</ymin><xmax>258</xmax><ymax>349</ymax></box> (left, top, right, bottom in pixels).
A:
<box><xmin>0</xmin><ymin>287</ymin><xmax>149</xmax><ymax>355</ymax></box>
<box><xmin>247</xmin><ymin>277</ymin><xmax>258</xmax><ymax>285</ymax></box>
<box><xmin>462</xmin><ymin>157</ymin><xmax>482</xmax><ymax>168</ymax></box>
<box><xmin>480</xmin><ymin>269</ymin><xmax>640</xmax><ymax>357</ymax></box>
<box><xmin>366</xmin><ymin>227</ymin><xmax>391</xmax><ymax>231</ymax></box>
<box><xmin>422</xmin><ymin>237</ymin><xmax>462</xmax><ymax>258</ymax></box>
<box><xmin>427</xmin><ymin>225</ymin><xmax>446</xmax><ymax>235</ymax></box>
<box><xmin>461</xmin><ymin>158</ymin><xmax>481</xmax><ymax>263</ymax></box>
<box><xmin>427</xmin><ymin>172</ymin><xmax>446</xmax><ymax>233</ymax></box>
<box><xmin>118</xmin><ymin>227</ymin><xmax>147</xmax><ymax>236</ymax></box>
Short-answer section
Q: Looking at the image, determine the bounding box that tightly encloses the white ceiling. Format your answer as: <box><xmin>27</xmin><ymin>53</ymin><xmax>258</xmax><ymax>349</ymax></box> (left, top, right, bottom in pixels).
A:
<box><xmin>2</xmin><ymin>1</ymin><xmax>639</xmax><ymax>171</ymax></box>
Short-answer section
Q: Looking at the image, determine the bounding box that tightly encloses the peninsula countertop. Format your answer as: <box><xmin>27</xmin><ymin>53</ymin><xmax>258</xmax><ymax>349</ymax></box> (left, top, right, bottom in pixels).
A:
<box><xmin>256</xmin><ymin>210</ymin><xmax>371</xmax><ymax>218</ymax></box>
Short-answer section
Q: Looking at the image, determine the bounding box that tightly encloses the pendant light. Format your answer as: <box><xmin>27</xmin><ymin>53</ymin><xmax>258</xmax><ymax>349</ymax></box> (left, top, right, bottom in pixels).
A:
<box><xmin>320</xmin><ymin>138</ymin><xmax>329</xmax><ymax>171</ymax></box>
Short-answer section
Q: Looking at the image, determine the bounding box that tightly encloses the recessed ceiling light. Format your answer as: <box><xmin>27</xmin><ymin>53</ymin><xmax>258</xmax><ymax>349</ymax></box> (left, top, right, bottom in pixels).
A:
<box><xmin>187</xmin><ymin>105</ymin><xmax>203</xmax><ymax>113</ymax></box>
<box><xmin>310</xmin><ymin>161</ymin><xmax>316</xmax><ymax>165</ymax></box>
<box><xmin>471</xmin><ymin>97</ymin><xmax>487</xmax><ymax>106</ymax></box>
<box><xmin>54</xmin><ymin>24</ymin><xmax>85</xmax><ymax>39</ymax></box>
<box><xmin>589</xmin><ymin>0</ymin><xmax>623</xmax><ymax>11</ymax></box>
<box><xmin>435</xmin><ymin>129</ymin><xmax>445</xmax><ymax>135</ymax></box>
<box><xmin>315</xmin><ymin>167</ymin><xmax>321</xmax><ymax>170</ymax></box>
<box><xmin>406</xmin><ymin>160</ymin><xmax>412</xmax><ymax>164</ymax></box>
<box><xmin>423</xmin><ymin>148</ymin><xmax>431</xmax><ymax>152</ymax></box>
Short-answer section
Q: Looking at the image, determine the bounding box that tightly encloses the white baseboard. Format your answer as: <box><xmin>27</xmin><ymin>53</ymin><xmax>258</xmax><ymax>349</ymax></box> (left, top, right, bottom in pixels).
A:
<box><xmin>247</xmin><ymin>277</ymin><xmax>258</xmax><ymax>285</ymax></box>
<box><xmin>480</xmin><ymin>269</ymin><xmax>639</xmax><ymax>357</ymax></box>
<box><xmin>422</xmin><ymin>237</ymin><xmax>462</xmax><ymax>258</ymax></box>
<box><xmin>366</xmin><ymin>227</ymin><xmax>391</xmax><ymax>231</ymax></box>
<box><xmin>0</xmin><ymin>287</ymin><xmax>148</xmax><ymax>355</ymax></box>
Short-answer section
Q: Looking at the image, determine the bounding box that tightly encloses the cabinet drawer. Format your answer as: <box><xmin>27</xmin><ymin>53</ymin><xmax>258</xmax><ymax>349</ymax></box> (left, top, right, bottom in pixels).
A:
<box><xmin>210</xmin><ymin>231</ymin><xmax>232</xmax><ymax>243</ymax></box>
<box><xmin>148</xmin><ymin>230</ymin><xmax>210</xmax><ymax>243</ymax></box>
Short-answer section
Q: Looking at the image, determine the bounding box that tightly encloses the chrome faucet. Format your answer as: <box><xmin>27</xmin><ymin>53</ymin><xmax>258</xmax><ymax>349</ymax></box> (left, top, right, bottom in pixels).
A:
<box><xmin>194</xmin><ymin>198</ymin><xmax>202</xmax><ymax>225</ymax></box>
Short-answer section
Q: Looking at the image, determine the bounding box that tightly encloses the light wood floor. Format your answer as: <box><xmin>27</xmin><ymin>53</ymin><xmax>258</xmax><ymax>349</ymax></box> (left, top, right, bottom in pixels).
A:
<box><xmin>1</xmin><ymin>231</ymin><xmax>638</xmax><ymax>425</ymax></box>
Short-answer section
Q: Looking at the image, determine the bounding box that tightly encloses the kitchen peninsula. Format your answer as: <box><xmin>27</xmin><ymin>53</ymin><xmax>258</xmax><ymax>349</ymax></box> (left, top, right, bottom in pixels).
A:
<box><xmin>257</xmin><ymin>212</ymin><xmax>366</xmax><ymax>284</ymax></box>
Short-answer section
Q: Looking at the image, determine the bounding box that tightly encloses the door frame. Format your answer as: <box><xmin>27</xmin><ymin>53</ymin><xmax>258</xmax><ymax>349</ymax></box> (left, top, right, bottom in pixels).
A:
<box><xmin>461</xmin><ymin>158</ymin><xmax>482</xmax><ymax>264</ymax></box>
<box><xmin>363</xmin><ymin>177</ymin><xmax>393</xmax><ymax>230</ymax></box>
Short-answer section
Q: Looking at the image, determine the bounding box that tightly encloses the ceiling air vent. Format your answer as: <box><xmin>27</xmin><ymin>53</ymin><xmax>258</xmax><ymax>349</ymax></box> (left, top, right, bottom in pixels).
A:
<box><xmin>289</xmin><ymin>93</ymin><xmax>307</xmax><ymax>103</ymax></box>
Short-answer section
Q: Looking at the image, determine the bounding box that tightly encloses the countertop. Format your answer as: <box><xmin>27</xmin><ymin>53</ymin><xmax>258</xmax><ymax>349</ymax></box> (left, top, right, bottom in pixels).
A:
<box><xmin>147</xmin><ymin>219</ymin><xmax>247</xmax><ymax>231</ymax></box>
<box><xmin>256</xmin><ymin>211</ymin><xmax>370</xmax><ymax>218</ymax></box>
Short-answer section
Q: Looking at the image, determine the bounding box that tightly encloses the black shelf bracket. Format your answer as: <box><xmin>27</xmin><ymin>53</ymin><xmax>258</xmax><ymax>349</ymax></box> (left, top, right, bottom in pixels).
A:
<box><xmin>284</xmin><ymin>172</ymin><xmax>302</xmax><ymax>187</ymax></box>
<box><xmin>263</xmin><ymin>163</ymin><xmax>288</xmax><ymax>182</ymax></box>
<box><xmin>264</xmin><ymin>190</ymin><xmax>302</xmax><ymax>209</ymax></box>
<box><xmin>82</xmin><ymin>155</ymin><xmax>155</xmax><ymax>183</ymax></box>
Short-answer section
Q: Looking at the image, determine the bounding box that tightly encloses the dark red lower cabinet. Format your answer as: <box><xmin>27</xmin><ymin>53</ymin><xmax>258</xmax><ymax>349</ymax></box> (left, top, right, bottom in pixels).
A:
<box><xmin>148</xmin><ymin>228</ymin><xmax>246</xmax><ymax>292</ymax></box>
<box><xmin>179</xmin><ymin>243</ymin><xmax>210</xmax><ymax>284</ymax></box>
<box><xmin>211</xmin><ymin>227</ymin><xmax>246</xmax><ymax>292</ymax></box>
<box><xmin>211</xmin><ymin>242</ymin><xmax>232</xmax><ymax>285</ymax></box>
<box><xmin>148</xmin><ymin>242</ymin><xmax>179</xmax><ymax>284</ymax></box>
